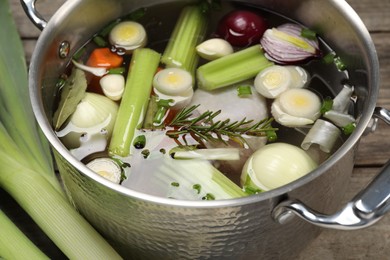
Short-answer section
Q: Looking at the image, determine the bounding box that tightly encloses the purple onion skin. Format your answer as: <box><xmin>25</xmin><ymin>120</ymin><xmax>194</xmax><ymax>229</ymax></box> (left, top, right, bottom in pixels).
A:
<box><xmin>216</xmin><ymin>10</ymin><xmax>268</xmax><ymax>47</ymax></box>
<box><xmin>261</xmin><ymin>23</ymin><xmax>323</xmax><ymax>64</ymax></box>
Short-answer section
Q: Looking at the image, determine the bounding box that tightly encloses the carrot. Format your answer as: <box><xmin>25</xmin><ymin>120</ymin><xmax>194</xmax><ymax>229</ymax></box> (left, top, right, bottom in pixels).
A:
<box><xmin>86</xmin><ymin>48</ymin><xmax>123</xmax><ymax>68</ymax></box>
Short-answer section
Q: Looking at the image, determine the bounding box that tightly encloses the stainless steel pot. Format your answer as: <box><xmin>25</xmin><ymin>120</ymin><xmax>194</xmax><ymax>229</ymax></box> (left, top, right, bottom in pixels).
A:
<box><xmin>24</xmin><ymin>0</ymin><xmax>390</xmax><ymax>258</ymax></box>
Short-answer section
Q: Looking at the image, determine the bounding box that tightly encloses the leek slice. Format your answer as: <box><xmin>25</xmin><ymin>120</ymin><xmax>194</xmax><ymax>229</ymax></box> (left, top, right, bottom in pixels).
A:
<box><xmin>301</xmin><ymin>119</ymin><xmax>341</xmax><ymax>153</ymax></box>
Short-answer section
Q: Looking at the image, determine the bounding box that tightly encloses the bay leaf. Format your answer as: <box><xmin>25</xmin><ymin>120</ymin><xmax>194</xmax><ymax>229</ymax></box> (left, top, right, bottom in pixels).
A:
<box><xmin>53</xmin><ymin>68</ymin><xmax>88</xmax><ymax>130</ymax></box>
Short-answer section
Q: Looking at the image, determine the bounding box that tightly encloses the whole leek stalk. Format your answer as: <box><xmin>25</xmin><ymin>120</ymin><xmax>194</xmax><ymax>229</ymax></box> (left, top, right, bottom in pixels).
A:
<box><xmin>0</xmin><ymin>210</ymin><xmax>48</xmax><ymax>259</ymax></box>
<box><xmin>0</xmin><ymin>1</ymin><xmax>121</xmax><ymax>259</ymax></box>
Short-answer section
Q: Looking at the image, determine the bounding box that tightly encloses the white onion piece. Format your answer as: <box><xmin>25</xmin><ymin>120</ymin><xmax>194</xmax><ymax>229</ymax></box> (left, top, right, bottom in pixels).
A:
<box><xmin>254</xmin><ymin>65</ymin><xmax>292</xmax><ymax>98</ymax></box>
<box><xmin>72</xmin><ymin>60</ymin><xmax>108</xmax><ymax>77</ymax></box>
<box><xmin>301</xmin><ymin>119</ymin><xmax>341</xmax><ymax>153</ymax></box>
<box><xmin>109</xmin><ymin>21</ymin><xmax>147</xmax><ymax>53</ymax></box>
<box><xmin>99</xmin><ymin>74</ymin><xmax>125</xmax><ymax>101</ymax></box>
<box><xmin>260</xmin><ymin>23</ymin><xmax>320</xmax><ymax>64</ymax></box>
<box><xmin>87</xmin><ymin>158</ymin><xmax>122</xmax><ymax>183</ymax></box>
<box><xmin>323</xmin><ymin>110</ymin><xmax>355</xmax><ymax>127</ymax></box>
<box><xmin>196</xmin><ymin>38</ymin><xmax>234</xmax><ymax>60</ymax></box>
<box><xmin>56</xmin><ymin>93</ymin><xmax>118</xmax><ymax>150</ymax></box>
<box><xmin>332</xmin><ymin>85</ymin><xmax>354</xmax><ymax>113</ymax></box>
<box><xmin>241</xmin><ymin>143</ymin><xmax>317</xmax><ymax>191</ymax></box>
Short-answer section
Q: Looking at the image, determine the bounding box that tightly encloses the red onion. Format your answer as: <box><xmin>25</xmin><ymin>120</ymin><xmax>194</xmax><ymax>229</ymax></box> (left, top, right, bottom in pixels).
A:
<box><xmin>216</xmin><ymin>10</ymin><xmax>268</xmax><ymax>47</ymax></box>
<box><xmin>260</xmin><ymin>23</ymin><xmax>321</xmax><ymax>64</ymax></box>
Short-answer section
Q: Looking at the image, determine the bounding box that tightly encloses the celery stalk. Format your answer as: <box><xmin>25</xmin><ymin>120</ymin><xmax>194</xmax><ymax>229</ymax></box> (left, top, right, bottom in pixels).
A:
<box><xmin>161</xmin><ymin>5</ymin><xmax>207</xmax><ymax>76</ymax></box>
<box><xmin>197</xmin><ymin>45</ymin><xmax>273</xmax><ymax>91</ymax></box>
<box><xmin>0</xmin><ymin>151</ymin><xmax>122</xmax><ymax>260</ymax></box>
<box><xmin>0</xmin><ymin>210</ymin><xmax>49</xmax><ymax>260</ymax></box>
<box><xmin>109</xmin><ymin>48</ymin><xmax>161</xmax><ymax>157</ymax></box>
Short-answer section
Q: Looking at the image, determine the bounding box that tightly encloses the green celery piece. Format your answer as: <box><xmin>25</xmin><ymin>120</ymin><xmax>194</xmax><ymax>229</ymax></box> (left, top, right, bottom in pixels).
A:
<box><xmin>197</xmin><ymin>45</ymin><xmax>273</xmax><ymax>91</ymax></box>
<box><xmin>161</xmin><ymin>5</ymin><xmax>208</xmax><ymax>76</ymax></box>
<box><xmin>109</xmin><ymin>48</ymin><xmax>161</xmax><ymax>157</ymax></box>
<box><xmin>52</xmin><ymin>68</ymin><xmax>88</xmax><ymax>130</ymax></box>
<box><xmin>0</xmin><ymin>210</ymin><xmax>49</xmax><ymax>259</ymax></box>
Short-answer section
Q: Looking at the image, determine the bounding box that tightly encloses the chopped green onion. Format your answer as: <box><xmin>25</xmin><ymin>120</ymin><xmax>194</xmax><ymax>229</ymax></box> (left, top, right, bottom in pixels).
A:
<box><xmin>123</xmin><ymin>7</ymin><xmax>147</xmax><ymax>21</ymax></box>
<box><xmin>322</xmin><ymin>52</ymin><xmax>336</xmax><ymax>64</ymax></box>
<box><xmin>141</xmin><ymin>149</ymin><xmax>151</xmax><ymax>158</ymax></box>
<box><xmin>133</xmin><ymin>134</ymin><xmax>146</xmax><ymax>149</ymax></box>
<box><xmin>320</xmin><ymin>96</ymin><xmax>334</xmax><ymax>114</ymax></box>
<box><xmin>109</xmin><ymin>48</ymin><xmax>161</xmax><ymax>157</ymax></box>
<box><xmin>153</xmin><ymin>99</ymin><xmax>174</xmax><ymax>125</ymax></box>
<box><xmin>342</xmin><ymin>122</ymin><xmax>356</xmax><ymax>135</ymax></box>
<box><xmin>334</xmin><ymin>56</ymin><xmax>347</xmax><ymax>71</ymax></box>
<box><xmin>301</xmin><ymin>28</ymin><xmax>317</xmax><ymax>40</ymax></box>
<box><xmin>171</xmin><ymin>182</ymin><xmax>180</xmax><ymax>187</ymax></box>
<box><xmin>237</xmin><ymin>85</ymin><xmax>252</xmax><ymax>97</ymax></box>
<box><xmin>99</xmin><ymin>20</ymin><xmax>120</xmax><ymax>38</ymax></box>
<box><xmin>108</xmin><ymin>67</ymin><xmax>126</xmax><ymax>75</ymax></box>
<box><xmin>73</xmin><ymin>46</ymin><xmax>86</xmax><ymax>60</ymax></box>
<box><xmin>202</xmin><ymin>193</ymin><xmax>216</xmax><ymax>200</ymax></box>
<box><xmin>93</xmin><ymin>35</ymin><xmax>108</xmax><ymax>47</ymax></box>
<box><xmin>197</xmin><ymin>45</ymin><xmax>273</xmax><ymax>91</ymax></box>
<box><xmin>266</xmin><ymin>130</ymin><xmax>278</xmax><ymax>142</ymax></box>
<box><xmin>161</xmin><ymin>5</ymin><xmax>208</xmax><ymax>76</ymax></box>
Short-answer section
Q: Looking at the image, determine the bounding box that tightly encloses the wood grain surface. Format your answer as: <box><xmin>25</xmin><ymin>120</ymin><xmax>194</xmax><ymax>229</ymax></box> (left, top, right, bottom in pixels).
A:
<box><xmin>7</xmin><ymin>0</ymin><xmax>390</xmax><ymax>259</ymax></box>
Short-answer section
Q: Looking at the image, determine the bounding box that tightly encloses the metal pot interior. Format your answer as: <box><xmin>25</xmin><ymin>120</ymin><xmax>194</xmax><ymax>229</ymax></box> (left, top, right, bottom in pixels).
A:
<box><xmin>30</xmin><ymin>0</ymin><xmax>379</xmax><ymax>204</ymax></box>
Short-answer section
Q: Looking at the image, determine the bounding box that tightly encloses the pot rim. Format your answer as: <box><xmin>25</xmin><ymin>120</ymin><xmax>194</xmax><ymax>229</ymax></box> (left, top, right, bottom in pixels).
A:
<box><xmin>29</xmin><ymin>0</ymin><xmax>380</xmax><ymax>208</ymax></box>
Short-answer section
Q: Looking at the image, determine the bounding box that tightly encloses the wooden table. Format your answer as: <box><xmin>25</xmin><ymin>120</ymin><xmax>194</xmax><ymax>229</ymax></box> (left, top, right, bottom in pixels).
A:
<box><xmin>8</xmin><ymin>0</ymin><xmax>390</xmax><ymax>259</ymax></box>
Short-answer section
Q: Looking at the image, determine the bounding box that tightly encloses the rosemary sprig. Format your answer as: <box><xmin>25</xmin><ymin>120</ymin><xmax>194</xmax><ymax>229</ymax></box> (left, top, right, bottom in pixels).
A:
<box><xmin>166</xmin><ymin>105</ymin><xmax>278</xmax><ymax>146</ymax></box>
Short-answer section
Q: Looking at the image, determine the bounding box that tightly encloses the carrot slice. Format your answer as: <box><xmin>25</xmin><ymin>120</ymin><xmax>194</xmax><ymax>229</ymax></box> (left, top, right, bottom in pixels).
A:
<box><xmin>86</xmin><ymin>48</ymin><xmax>123</xmax><ymax>68</ymax></box>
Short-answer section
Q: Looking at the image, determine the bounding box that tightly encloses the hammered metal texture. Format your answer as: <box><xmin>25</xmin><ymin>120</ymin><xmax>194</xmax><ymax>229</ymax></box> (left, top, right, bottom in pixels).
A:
<box><xmin>54</xmin><ymin>149</ymin><xmax>354</xmax><ymax>259</ymax></box>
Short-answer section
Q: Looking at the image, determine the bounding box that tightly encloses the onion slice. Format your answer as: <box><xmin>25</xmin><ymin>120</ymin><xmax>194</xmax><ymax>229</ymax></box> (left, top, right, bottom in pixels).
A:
<box><xmin>260</xmin><ymin>23</ymin><xmax>321</xmax><ymax>64</ymax></box>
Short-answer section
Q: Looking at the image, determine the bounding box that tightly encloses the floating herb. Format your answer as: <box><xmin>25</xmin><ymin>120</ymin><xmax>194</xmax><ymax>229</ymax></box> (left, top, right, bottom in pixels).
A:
<box><xmin>166</xmin><ymin>105</ymin><xmax>277</xmax><ymax>146</ymax></box>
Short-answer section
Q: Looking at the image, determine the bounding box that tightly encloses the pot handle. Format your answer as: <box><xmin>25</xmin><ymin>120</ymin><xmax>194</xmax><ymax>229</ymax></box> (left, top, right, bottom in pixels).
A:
<box><xmin>272</xmin><ymin>107</ymin><xmax>390</xmax><ymax>230</ymax></box>
<box><xmin>20</xmin><ymin>0</ymin><xmax>47</xmax><ymax>31</ymax></box>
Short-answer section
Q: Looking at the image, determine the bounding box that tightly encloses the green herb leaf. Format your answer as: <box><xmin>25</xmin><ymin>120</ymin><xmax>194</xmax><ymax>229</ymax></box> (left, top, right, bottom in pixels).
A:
<box><xmin>52</xmin><ymin>68</ymin><xmax>88</xmax><ymax>130</ymax></box>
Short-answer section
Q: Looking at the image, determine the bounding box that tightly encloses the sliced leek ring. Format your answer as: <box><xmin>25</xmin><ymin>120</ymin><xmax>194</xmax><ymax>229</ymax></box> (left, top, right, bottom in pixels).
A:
<box><xmin>278</xmin><ymin>88</ymin><xmax>321</xmax><ymax>119</ymax></box>
<box><xmin>153</xmin><ymin>68</ymin><xmax>193</xmax><ymax>96</ymax></box>
<box><xmin>86</xmin><ymin>158</ymin><xmax>122</xmax><ymax>184</ymax></box>
<box><xmin>109</xmin><ymin>21</ymin><xmax>147</xmax><ymax>53</ymax></box>
<box><xmin>254</xmin><ymin>65</ymin><xmax>292</xmax><ymax>98</ymax></box>
<box><xmin>271</xmin><ymin>88</ymin><xmax>321</xmax><ymax>127</ymax></box>
<box><xmin>286</xmin><ymin>66</ymin><xmax>309</xmax><ymax>89</ymax></box>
